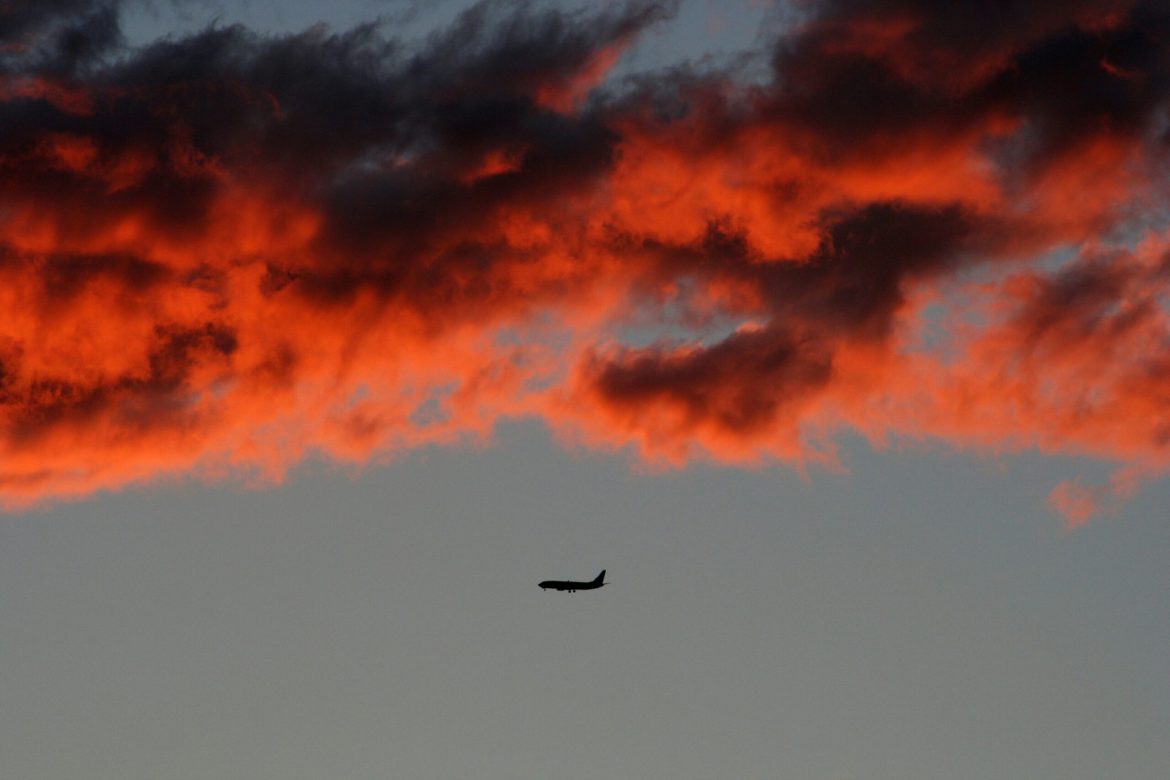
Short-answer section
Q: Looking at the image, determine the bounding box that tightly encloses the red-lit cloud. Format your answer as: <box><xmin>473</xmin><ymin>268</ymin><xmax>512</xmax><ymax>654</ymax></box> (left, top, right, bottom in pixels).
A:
<box><xmin>1</xmin><ymin>0</ymin><xmax>1168</xmax><ymax>509</ymax></box>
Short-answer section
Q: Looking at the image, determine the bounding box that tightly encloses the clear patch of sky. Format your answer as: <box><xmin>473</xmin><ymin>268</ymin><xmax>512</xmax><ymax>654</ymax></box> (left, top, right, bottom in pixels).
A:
<box><xmin>3</xmin><ymin>422</ymin><xmax>1167</xmax><ymax>780</ymax></box>
<box><xmin>614</xmin><ymin>0</ymin><xmax>782</xmax><ymax>80</ymax></box>
<box><xmin>122</xmin><ymin>0</ymin><xmax>780</xmax><ymax>79</ymax></box>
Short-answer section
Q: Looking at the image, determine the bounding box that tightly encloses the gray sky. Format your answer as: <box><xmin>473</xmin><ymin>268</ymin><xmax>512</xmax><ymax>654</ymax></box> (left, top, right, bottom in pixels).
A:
<box><xmin>4</xmin><ymin>423</ymin><xmax>1169</xmax><ymax>779</ymax></box>
<box><xmin>2</xmin><ymin>2</ymin><xmax>1169</xmax><ymax>779</ymax></box>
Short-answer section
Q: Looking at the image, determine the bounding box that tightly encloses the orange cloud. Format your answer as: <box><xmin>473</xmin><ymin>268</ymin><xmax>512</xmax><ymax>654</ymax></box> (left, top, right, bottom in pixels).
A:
<box><xmin>1049</xmin><ymin>480</ymin><xmax>1102</xmax><ymax>530</ymax></box>
<box><xmin>0</xmin><ymin>0</ymin><xmax>1168</xmax><ymax>510</ymax></box>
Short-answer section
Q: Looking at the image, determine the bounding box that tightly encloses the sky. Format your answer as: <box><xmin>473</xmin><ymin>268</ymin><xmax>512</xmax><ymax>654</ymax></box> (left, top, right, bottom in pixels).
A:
<box><xmin>1</xmin><ymin>1</ymin><xmax>1168</xmax><ymax>778</ymax></box>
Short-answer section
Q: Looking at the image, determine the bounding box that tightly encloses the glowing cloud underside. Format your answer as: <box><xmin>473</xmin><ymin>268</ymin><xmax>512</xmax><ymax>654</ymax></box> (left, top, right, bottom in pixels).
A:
<box><xmin>1</xmin><ymin>0</ymin><xmax>1168</xmax><ymax>506</ymax></box>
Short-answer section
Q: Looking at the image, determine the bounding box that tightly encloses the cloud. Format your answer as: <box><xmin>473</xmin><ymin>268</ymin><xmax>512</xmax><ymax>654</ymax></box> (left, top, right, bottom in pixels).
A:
<box><xmin>0</xmin><ymin>0</ymin><xmax>1168</xmax><ymax>506</ymax></box>
<box><xmin>1048</xmin><ymin>466</ymin><xmax>1150</xmax><ymax>530</ymax></box>
<box><xmin>1049</xmin><ymin>479</ymin><xmax>1103</xmax><ymax>530</ymax></box>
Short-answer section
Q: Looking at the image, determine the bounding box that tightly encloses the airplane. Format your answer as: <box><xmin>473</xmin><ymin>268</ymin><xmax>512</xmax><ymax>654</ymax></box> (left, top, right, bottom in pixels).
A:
<box><xmin>539</xmin><ymin>570</ymin><xmax>606</xmax><ymax>592</ymax></box>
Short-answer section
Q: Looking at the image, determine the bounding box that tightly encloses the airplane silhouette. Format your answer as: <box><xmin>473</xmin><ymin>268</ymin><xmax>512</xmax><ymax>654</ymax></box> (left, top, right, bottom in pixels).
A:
<box><xmin>539</xmin><ymin>570</ymin><xmax>606</xmax><ymax>592</ymax></box>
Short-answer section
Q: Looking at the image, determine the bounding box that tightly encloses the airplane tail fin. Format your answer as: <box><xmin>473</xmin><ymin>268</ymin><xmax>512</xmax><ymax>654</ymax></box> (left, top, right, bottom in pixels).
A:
<box><xmin>594</xmin><ymin>570</ymin><xmax>606</xmax><ymax>584</ymax></box>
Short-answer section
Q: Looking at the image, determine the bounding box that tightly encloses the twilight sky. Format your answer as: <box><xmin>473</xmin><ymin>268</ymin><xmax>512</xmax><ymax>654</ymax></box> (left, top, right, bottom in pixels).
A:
<box><xmin>1</xmin><ymin>1</ymin><xmax>1169</xmax><ymax>778</ymax></box>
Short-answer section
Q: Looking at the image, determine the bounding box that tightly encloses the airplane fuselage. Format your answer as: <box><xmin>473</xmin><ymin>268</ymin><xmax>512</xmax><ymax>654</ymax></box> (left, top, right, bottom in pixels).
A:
<box><xmin>539</xmin><ymin>580</ymin><xmax>601</xmax><ymax>592</ymax></box>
